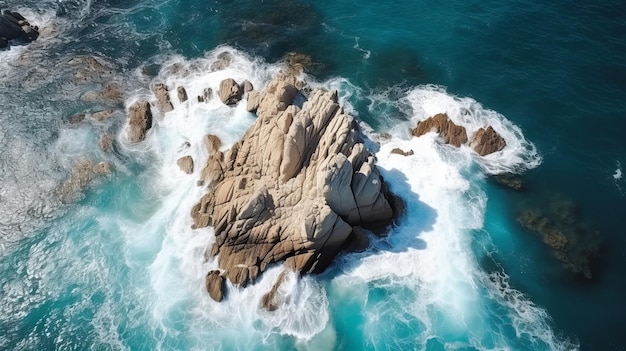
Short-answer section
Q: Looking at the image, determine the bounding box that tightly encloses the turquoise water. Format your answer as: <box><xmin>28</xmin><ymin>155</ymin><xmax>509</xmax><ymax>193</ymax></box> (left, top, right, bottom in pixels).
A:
<box><xmin>1</xmin><ymin>0</ymin><xmax>625</xmax><ymax>349</ymax></box>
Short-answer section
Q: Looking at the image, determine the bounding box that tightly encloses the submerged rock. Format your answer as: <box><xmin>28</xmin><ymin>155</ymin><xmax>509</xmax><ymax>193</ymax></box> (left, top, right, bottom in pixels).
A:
<box><xmin>56</xmin><ymin>159</ymin><xmax>113</xmax><ymax>202</ymax></box>
<box><xmin>517</xmin><ymin>197</ymin><xmax>604</xmax><ymax>279</ymax></box>
<box><xmin>192</xmin><ymin>72</ymin><xmax>400</xmax><ymax>301</ymax></box>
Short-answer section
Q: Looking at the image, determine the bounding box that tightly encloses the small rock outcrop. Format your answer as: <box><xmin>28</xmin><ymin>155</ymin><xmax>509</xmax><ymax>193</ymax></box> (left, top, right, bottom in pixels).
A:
<box><xmin>192</xmin><ymin>73</ymin><xmax>399</xmax><ymax>301</ymax></box>
<box><xmin>390</xmin><ymin>148</ymin><xmax>414</xmax><ymax>157</ymax></box>
<box><xmin>177</xmin><ymin>156</ymin><xmax>194</xmax><ymax>174</ymax></box>
<box><xmin>412</xmin><ymin>113</ymin><xmax>507</xmax><ymax>156</ymax></box>
<box><xmin>471</xmin><ymin>126</ymin><xmax>507</xmax><ymax>156</ymax></box>
<box><xmin>205</xmin><ymin>271</ymin><xmax>226</xmax><ymax>302</ymax></box>
<box><xmin>0</xmin><ymin>10</ymin><xmax>39</xmax><ymax>48</ymax></box>
<box><xmin>177</xmin><ymin>86</ymin><xmax>188</xmax><ymax>103</ymax></box>
<box><xmin>412</xmin><ymin>113</ymin><xmax>468</xmax><ymax>147</ymax></box>
<box><xmin>152</xmin><ymin>83</ymin><xmax>174</xmax><ymax>113</ymax></box>
<box><xmin>218</xmin><ymin>78</ymin><xmax>243</xmax><ymax>105</ymax></box>
<box><xmin>127</xmin><ymin>101</ymin><xmax>153</xmax><ymax>143</ymax></box>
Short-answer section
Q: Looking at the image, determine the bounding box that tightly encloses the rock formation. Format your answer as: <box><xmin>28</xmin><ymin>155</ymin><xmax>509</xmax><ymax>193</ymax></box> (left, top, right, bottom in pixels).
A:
<box><xmin>412</xmin><ymin>113</ymin><xmax>468</xmax><ymax>147</ymax></box>
<box><xmin>412</xmin><ymin>113</ymin><xmax>506</xmax><ymax>156</ymax></box>
<box><xmin>127</xmin><ymin>101</ymin><xmax>153</xmax><ymax>143</ymax></box>
<box><xmin>390</xmin><ymin>148</ymin><xmax>414</xmax><ymax>157</ymax></box>
<box><xmin>177</xmin><ymin>156</ymin><xmax>194</xmax><ymax>174</ymax></box>
<box><xmin>205</xmin><ymin>271</ymin><xmax>226</xmax><ymax>302</ymax></box>
<box><xmin>177</xmin><ymin>86</ymin><xmax>188</xmax><ymax>103</ymax></box>
<box><xmin>192</xmin><ymin>72</ymin><xmax>399</xmax><ymax>301</ymax></box>
<box><xmin>218</xmin><ymin>78</ymin><xmax>243</xmax><ymax>105</ymax></box>
<box><xmin>471</xmin><ymin>126</ymin><xmax>507</xmax><ymax>156</ymax></box>
<box><xmin>0</xmin><ymin>10</ymin><xmax>39</xmax><ymax>48</ymax></box>
<box><xmin>152</xmin><ymin>83</ymin><xmax>174</xmax><ymax>113</ymax></box>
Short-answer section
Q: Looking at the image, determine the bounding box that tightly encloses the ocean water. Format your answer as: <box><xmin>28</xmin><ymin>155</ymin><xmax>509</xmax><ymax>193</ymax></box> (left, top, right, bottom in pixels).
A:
<box><xmin>1</xmin><ymin>0</ymin><xmax>625</xmax><ymax>350</ymax></box>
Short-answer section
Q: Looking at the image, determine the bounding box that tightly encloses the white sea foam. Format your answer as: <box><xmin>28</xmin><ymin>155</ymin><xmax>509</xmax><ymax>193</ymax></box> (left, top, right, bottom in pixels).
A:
<box><xmin>613</xmin><ymin>161</ymin><xmax>622</xmax><ymax>180</ymax></box>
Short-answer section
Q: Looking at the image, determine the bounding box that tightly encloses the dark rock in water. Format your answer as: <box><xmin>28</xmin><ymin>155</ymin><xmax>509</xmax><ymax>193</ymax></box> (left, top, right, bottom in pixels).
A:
<box><xmin>284</xmin><ymin>52</ymin><xmax>312</xmax><ymax>74</ymax></box>
<box><xmin>390</xmin><ymin>148</ymin><xmax>414</xmax><ymax>157</ymax></box>
<box><xmin>470</xmin><ymin>126</ymin><xmax>506</xmax><ymax>156</ymax></box>
<box><xmin>152</xmin><ymin>83</ymin><xmax>174</xmax><ymax>113</ymax></box>
<box><xmin>218</xmin><ymin>78</ymin><xmax>243</xmax><ymax>105</ymax></box>
<box><xmin>494</xmin><ymin>173</ymin><xmax>523</xmax><ymax>191</ymax></box>
<box><xmin>516</xmin><ymin>197</ymin><xmax>604</xmax><ymax>280</ymax></box>
<box><xmin>177</xmin><ymin>86</ymin><xmax>188</xmax><ymax>103</ymax></box>
<box><xmin>127</xmin><ymin>101</ymin><xmax>152</xmax><ymax>143</ymax></box>
<box><xmin>412</xmin><ymin>113</ymin><xmax>468</xmax><ymax>147</ymax></box>
<box><xmin>0</xmin><ymin>10</ymin><xmax>39</xmax><ymax>48</ymax></box>
<box><xmin>205</xmin><ymin>271</ymin><xmax>226</xmax><ymax>302</ymax></box>
<box><xmin>198</xmin><ymin>88</ymin><xmax>213</xmax><ymax>103</ymax></box>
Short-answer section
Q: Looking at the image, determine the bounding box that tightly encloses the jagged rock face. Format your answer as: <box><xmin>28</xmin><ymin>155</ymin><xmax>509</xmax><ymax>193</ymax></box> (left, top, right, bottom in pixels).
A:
<box><xmin>412</xmin><ymin>113</ymin><xmax>468</xmax><ymax>147</ymax></box>
<box><xmin>127</xmin><ymin>101</ymin><xmax>153</xmax><ymax>142</ymax></box>
<box><xmin>218</xmin><ymin>78</ymin><xmax>243</xmax><ymax>105</ymax></box>
<box><xmin>152</xmin><ymin>83</ymin><xmax>174</xmax><ymax>113</ymax></box>
<box><xmin>471</xmin><ymin>126</ymin><xmax>507</xmax><ymax>156</ymax></box>
<box><xmin>192</xmin><ymin>73</ymin><xmax>395</xmax><ymax>298</ymax></box>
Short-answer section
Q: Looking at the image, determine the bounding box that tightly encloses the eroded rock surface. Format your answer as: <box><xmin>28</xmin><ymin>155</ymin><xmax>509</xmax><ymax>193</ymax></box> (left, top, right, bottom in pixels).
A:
<box><xmin>127</xmin><ymin>101</ymin><xmax>153</xmax><ymax>142</ymax></box>
<box><xmin>218</xmin><ymin>78</ymin><xmax>243</xmax><ymax>105</ymax></box>
<box><xmin>412</xmin><ymin>113</ymin><xmax>507</xmax><ymax>156</ymax></box>
<box><xmin>412</xmin><ymin>113</ymin><xmax>468</xmax><ymax>147</ymax></box>
<box><xmin>152</xmin><ymin>83</ymin><xmax>174</xmax><ymax>113</ymax></box>
<box><xmin>192</xmin><ymin>73</ymin><xmax>398</xmax><ymax>301</ymax></box>
<box><xmin>471</xmin><ymin>126</ymin><xmax>507</xmax><ymax>156</ymax></box>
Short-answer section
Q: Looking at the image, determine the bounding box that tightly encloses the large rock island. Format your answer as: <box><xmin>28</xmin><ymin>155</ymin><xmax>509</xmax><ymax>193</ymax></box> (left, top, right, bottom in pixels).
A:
<box><xmin>191</xmin><ymin>72</ymin><xmax>399</xmax><ymax>302</ymax></box>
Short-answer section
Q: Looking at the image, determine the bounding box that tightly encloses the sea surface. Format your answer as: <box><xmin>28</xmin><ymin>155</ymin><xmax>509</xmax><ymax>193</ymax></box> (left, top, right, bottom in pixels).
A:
<box><xmin>1</xmin><ymin>0</ymin><xmax>625</xmax><ymax>350</ymax></box>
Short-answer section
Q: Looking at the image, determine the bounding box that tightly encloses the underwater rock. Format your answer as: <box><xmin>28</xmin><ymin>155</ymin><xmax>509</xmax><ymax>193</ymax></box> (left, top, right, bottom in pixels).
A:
<box><xmin>192</xmin><ymin>72</ymin><xmax>400</xmax><ymax>302</ymax></box>
<box><xmin>210</xmin><ymin>51</ymin><xmax>233</xmax><ymax>72</ymax></box>
<box><xmin>471</xmin><ymin>126</ymin><xmax>507</xmax><ymax>156</ymax></box>
<box><xmin>493</xmin><ymin>173</ymin><xmax>523</xmax><ymax>191</ymax></box>
<box><xmin>517</xmin><ymin>198</ymin><xmax>603</xmax><ymax>279</ymax></box>
<box><xmin>56</xmin><ymin>159</ymin><xmax>113</xmax><ymax>202</ymax></box>
<box><xmin>127</xmin><ymin>101</ymin><xmax>152</xmax><ymax>143</ymax></box>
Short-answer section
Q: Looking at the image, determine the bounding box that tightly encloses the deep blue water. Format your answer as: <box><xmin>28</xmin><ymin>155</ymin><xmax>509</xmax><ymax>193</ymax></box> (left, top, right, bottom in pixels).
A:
<box><xmin>1</xmin><ymin>0</ymin><xmax>625</xmax><ymax>349</ymax></box>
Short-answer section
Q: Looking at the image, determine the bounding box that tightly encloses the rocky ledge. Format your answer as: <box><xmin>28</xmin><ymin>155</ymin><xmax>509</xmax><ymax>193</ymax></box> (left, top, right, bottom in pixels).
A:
<box><xmin>190</xmin><ymin>72</ymin><xmax>401</xmax><ymax>302</ymax></box>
